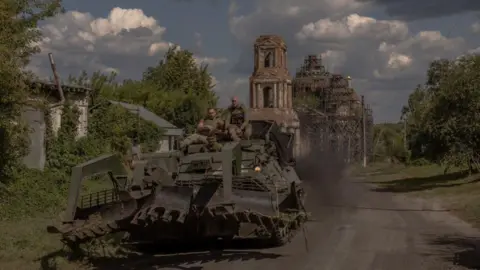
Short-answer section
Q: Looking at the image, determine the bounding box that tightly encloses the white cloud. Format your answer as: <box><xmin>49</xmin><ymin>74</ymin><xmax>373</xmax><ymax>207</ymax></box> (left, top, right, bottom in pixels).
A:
<box><xmin>148</xmin><ymin>42</ymin><xmax>179</xmax><ymax>56</ymax></box>
<box><xmin>39</xmin><ymin>8</ymin><xmax>169</xmax><ymax>56</ymax></box>
<box><xmin>229</xmin><ymin>0</ymin><xmax>367</xmax><ymax>42</ymax></box>
<box><xmin>469</xmin><ymin>47</ymin><xmax>480</xmax><ymax>54</ymax></box>
<box><xmin>472</xmin><ymin>22</ymin><xmax>480</xmax><ymax>33</ymax></box>
<box><xmin>294</xmin><ymin>13</ymin><xmax>465</xmax><ymax>80</ymax></box>
<box><xmin>374</xmin><ymin>31</ymin><xmax>465</xmax><ymax>78</ymax></box>
<box><xmin>89</xmin><ymin>8</ymin><xmax>165</xmax><ymax>36</ymax></box>
<box><xmin>28</xmin><ymin>7</ymin><xmax>174</xmax><ymax>79</ymax></box>
<box><xmin>293</xmin><ymin>11</ymin><xmax>465</xmax><ymax>80</ymax></box>
<box><xmin>387</xmin><ymin>52</ymin><xmax>412</xmax><ymax>69</ymax></box>
<box><xmin>194</xmin><ymin>56</ymin><xmax>228</xmax><ymax>67</ymax></box>
<box><xmin>29</xmin><ymin>7</ymin><xmax>227</xmax><ymax>82</ymax></box>
<box><xmin>296</xmin><ymin>14</ymin><xmax>408</xmax><ymax>41</ymax></box>
<box><xmin>320</xmin><ymin>50</ymin><xmax>347</xmax><ymax>72</ymax></box>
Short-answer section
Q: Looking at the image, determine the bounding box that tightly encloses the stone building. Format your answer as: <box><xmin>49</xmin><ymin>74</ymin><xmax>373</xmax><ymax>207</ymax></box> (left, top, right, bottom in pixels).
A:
<box><xmin>22</xmin><ymin>81</ymin><xmax>90</xmax><ymax>170</ymax></box>
<box><xmin>293</xmin><ymin>54</ymin><xmax>361</xmax><ymax>115</ymax></box>
<box><xmin>292</xmin><ymin>55</ymin><xmax>373</xmax><ymax>163</ymax></box>
<box><xmin>248</xmin><ymin>35</ymin><xmax>301</xmax><ymax>157</ymax></box>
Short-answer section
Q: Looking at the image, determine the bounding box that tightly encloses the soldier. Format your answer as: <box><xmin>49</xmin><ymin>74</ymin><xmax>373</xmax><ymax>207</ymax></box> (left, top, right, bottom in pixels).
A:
<box><xmin>204</xmin><ymin>108</ymin><xmax>225</xmax><ymax>131</ymax></box>
<box><xmin>203</xmin><ymin>108</ymin><xmax>224</xmax><ymax>150</ymax></box>
<box><xmin>180</xmin><ymin>108</ymin><xmax>224</xmax><ymax>150</ymax></box>
<box><xmin>225</xmin><ymin>96</ymin><xmax>252</xmax><ymax>141</ymax></box>
<box><xmin>179</xmin><ymin>120</ymin><xmax>209</xmax><ymax>149</ymax></box>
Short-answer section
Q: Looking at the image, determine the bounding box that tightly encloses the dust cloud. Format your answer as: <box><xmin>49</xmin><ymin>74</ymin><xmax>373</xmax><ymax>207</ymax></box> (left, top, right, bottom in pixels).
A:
<box><xmin>296</xmin><ymin>148</ymin><xmax>345</xmax><ymax>185</ymax></box>
<box><xmin>295</xmin><ymin>137</ymin><xmax>348</xmax><ymax>215</ymax></box>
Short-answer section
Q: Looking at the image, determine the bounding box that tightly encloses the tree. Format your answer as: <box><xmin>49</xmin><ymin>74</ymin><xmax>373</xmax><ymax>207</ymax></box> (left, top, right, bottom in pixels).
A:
<box><xmin>141</xmin><ymin>47</ymin><xmax>218</xmax><ymax>133</ymax></box>
<box><xmin>404</xmin><ymin>55</ymin><xmax>480</xmax><ymax>171</ymax></box>
<box><xmin>0</xmin><ymin>0</ymin><xmax>61</xmax><ymax>182</ymax></box>
<box><xmin>373</xmin><ymin>123</ymin><xmax>407</xmax><ymax>162</ymax></box>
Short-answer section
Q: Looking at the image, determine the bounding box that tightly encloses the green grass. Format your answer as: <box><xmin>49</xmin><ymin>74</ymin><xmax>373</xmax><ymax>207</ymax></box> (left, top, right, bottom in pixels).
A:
<box><xmin>0</xmin><ymin>217</ymin><xmax>81</xmax><ymax>270</ymax></box>
<box><xmin>354</xmin><ymin>163</ymin><xmax>480</xmax><ymax>227</ymax></box>
<box><xmin>0</xmin><ymin>170</ymin><xmax>118</xmax><ymax>270</ymax></box>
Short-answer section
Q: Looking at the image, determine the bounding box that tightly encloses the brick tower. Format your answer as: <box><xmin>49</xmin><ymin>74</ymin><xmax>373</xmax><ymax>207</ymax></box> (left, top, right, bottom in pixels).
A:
<box><xmin>248</xmin><ymin>35</ymin><xmax>300</xmax><ymax>157</ymax></box>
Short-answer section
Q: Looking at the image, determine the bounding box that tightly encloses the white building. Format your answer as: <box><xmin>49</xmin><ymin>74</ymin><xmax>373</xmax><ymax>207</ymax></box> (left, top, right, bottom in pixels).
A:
<box><xmin>108</xmin><ymin>101</ymin><xmax>183</xmax><ymax>152</ymax></box>
<box><xmin>22</xmin><ymin>81</ymin><xmax>90</xmax><ymax>170</ymax></box>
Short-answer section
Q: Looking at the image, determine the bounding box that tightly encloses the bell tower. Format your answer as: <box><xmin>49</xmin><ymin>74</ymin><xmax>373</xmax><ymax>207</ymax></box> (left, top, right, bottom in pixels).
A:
<box><xmin>248</xmin><ymin>35</ymin><xmax>300</xmax><ymax>157</ymax></box>
<box><xmin>249</xmin><ymin>35</ymin><xmax>293</xmax><ymax>108</ymax></box>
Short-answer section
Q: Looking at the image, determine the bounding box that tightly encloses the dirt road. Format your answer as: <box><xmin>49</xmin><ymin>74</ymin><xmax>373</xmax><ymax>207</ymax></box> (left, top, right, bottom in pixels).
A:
<box><xmin>89</xmin><ymin>165</ymin><xmax>480</xmax><ymax>270</ymax></box>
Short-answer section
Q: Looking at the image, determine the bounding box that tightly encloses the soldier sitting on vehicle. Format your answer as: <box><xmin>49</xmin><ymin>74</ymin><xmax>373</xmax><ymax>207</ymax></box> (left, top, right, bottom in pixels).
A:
<box><xmin>180</xmin><ymin>108</ymin><xmax>224</xmax><ymax>151</ymax></box>
<box><xmin>203</xmin><ymin>108</ymin><xmax>224</xmax><ymax>151</ymax></box>
<box><xmin>225</xmin><ymin>97</ymin><xmax>252</xmax><ymax>141</ymax></box>
<box><xmin>204</xmin><ymin>108</ymin><xmax>226</xmax><ymax>134</ymax></box>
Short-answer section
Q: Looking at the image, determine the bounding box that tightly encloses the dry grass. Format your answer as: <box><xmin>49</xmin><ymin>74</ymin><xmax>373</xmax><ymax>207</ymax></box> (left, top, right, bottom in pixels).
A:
<box><xmin>354</xmin><ymin>163</ymin><xmax>480</xmax><ymax>227</ymax></box>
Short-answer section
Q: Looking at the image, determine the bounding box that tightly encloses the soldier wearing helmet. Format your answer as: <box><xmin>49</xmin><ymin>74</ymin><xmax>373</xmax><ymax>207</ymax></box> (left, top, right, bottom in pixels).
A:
<box><xmin>225</xmin><ymin>96</ymin><xmax>252</xmax><ymax>141</ymax></box>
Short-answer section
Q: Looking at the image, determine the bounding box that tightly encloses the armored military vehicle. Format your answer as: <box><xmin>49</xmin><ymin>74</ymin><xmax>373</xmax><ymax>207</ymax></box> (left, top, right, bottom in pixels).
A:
<box><xmin>47</xmin><ymin>120</ymin><xmax>307</xmax><ymax>248</ymax></box>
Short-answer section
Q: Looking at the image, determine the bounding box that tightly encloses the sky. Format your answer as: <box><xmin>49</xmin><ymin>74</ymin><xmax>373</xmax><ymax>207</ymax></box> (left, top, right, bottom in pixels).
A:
<box><xmin>28</xmin><ymin>0</ymin><xmax>480</xmax><ymax>123</ymax></box>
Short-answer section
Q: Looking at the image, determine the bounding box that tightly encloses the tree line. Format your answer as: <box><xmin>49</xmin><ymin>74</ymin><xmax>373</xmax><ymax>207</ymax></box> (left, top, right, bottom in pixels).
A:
<box><xmin>372</xmin><ymin>54</ymin><xmax>480</xmax><ymax>170</ymax></box>
<box><xmin>402</xmin><ymin>54</ymin><xmax>480</xmax><ymax>171</ymax></box>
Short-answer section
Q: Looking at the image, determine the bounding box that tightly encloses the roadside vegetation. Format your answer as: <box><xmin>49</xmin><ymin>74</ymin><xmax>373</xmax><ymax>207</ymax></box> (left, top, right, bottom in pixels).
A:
<box><xmin>353</xmin><ymin>53</ymin><xmax>480</xmax><ymax>229</ymax></box>
<box><xmin>0</xmin><ymin>1</ymin><xmax>218</xmax><ymax>269</ymax></box>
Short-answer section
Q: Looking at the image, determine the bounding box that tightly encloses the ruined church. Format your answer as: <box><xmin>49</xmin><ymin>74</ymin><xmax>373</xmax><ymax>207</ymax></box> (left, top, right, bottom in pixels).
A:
<box><xmin>247</xmin><ymin>35</ymin><xmax>301</xmax><ymax>157</ymax></box>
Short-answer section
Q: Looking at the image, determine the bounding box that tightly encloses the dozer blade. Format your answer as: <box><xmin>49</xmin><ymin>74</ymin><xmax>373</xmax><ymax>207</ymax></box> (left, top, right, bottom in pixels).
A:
<box><xmin>154</xmin><ymin>186</ymin><xmax>194</xmax><ymax>211</ymax></box>
<box><xmin>130</xmin><ymin>186</ymin><xmax>194</xmax><ymax>225</ymax></box>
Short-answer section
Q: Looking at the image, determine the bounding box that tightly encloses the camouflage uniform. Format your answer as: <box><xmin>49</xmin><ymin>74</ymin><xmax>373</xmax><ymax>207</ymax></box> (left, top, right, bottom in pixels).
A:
<box><xmin>180</xmin><ymin>133</ymin><xmax>208</xmax><ymax>149</ymax></box>
<box><xmin>180</xmin><ymin>116</ymin><xmax>225</xmax><ymax>150</ymax></box>
<box><xmin>204</xmin><ymin>116</ymin><xmax>224</xmax><ymax>151</ymax></box>
<box><xmin>225</xmin><ymin>103</ymin><xmax>252</xmax><ymax>141</ymax></box>
<box><xmin>204</xmin><ymin>116</ymin><xmax>224</xmax><ymax>131</ymax></box>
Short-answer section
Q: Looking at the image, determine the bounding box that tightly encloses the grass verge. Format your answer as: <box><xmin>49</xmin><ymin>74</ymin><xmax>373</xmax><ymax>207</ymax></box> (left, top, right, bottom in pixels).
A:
<box><xmin>0</xmin><ymin>169</ymin><xmax>118</xmax><ymax>270</ymax></box>
<box><xmin>354</xmin><ymin>163</ymin><xmax>480</xmax><ymax>228</ymax></box>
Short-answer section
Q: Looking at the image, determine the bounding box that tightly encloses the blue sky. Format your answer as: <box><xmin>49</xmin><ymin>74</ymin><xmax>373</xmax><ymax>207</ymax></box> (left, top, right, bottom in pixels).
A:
<box><xmin>29</xmin><ymin>0</ymin><xmax>480</xmax><ymax>122</ymax></box>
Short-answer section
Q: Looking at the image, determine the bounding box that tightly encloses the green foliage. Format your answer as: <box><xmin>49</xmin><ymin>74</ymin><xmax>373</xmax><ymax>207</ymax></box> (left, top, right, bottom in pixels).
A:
<box><xmin>1</xmin><ymin>14</ymin><xmax>218</xmax><ymax>220</ymax></box>
<box><xmin>0</xmin><ymin>0</ymin><xmax>61</xmax><ymax>183</ymax></box>
<box><xmin>140</xmin><ymin>47</ymin><xmax>218</xmax><ymax>133</ymax></box>
<box><xmin>0</xmin><ymin>169</ymin><xmax>67</xmax><ymax>219</ymax></box>
<box><xmin>45</xmin><ymin>103</ymin><xmax>82</xmax><ymax>176</ymax></box>
<box><xmin>40</xmin><ymin>47</ymin><xmax>219</xmax><ymax>181</ymax></box>
<box><xmin>404</xmin><ymin>54</ymin><xmax>480</xmax><ymax>170</ymax></box>
<box><xmin>373</xmin><ymin>123</ymin><xmax>407</xmax><ymax>163</ymax></box>
<box><xmin>89</xmin><ymin>102</ymin><xmax>164</xmax><ymax>154</ymax></box>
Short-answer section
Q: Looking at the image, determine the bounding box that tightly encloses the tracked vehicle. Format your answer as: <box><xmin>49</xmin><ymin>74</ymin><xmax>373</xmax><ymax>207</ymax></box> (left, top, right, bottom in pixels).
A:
<box><xmin>47</xmin><ymin>120</ymin><xmax>307</xmax><ymax>248</ymax></box>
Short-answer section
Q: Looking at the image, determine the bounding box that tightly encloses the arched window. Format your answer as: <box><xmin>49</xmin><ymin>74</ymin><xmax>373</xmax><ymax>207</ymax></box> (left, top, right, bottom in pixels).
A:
<box><xmin>264</xmin><ymin>52</ymin><xmax>272</xmax><ymax>67</ymax></box>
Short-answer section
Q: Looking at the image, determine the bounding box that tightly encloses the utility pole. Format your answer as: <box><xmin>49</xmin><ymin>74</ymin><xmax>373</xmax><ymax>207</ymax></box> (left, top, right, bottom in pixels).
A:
<box><xmin>361</xmin><ymin>95</ymin><xmax>367</xmax><ymax>167</ymax></box>
<box><xmin>403</xmin><ymin>116</ymin><xmax>408</xmax><ymax>151</ymax></box>
<box><xmin>347</xmin><ymin>136</ymin><xmax>351</xmax><ymax>164</ymax></box>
